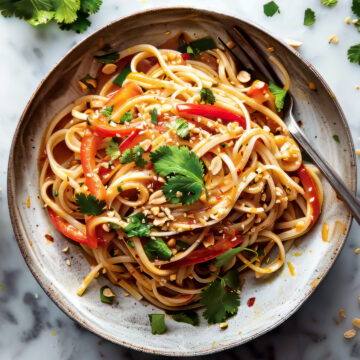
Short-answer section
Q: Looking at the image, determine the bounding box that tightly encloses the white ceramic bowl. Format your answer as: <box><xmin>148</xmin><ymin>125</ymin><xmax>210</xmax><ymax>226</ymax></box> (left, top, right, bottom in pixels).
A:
<box><xmin>7</xmin><ymin>7</ymin><xmax>356</xmax><ymax>356</ymax></box>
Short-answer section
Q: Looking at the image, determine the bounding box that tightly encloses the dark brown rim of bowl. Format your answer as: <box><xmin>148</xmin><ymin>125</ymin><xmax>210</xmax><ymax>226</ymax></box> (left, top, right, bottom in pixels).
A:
<box><xmin>7</xmin><ymin>6</ymin><xmax>357</xmax><ymax>357</ymax></box>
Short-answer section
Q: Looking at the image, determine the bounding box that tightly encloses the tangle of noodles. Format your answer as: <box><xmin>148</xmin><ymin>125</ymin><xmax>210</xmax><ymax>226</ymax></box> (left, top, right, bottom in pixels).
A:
<box><xmin>39</xmin><ymin>38</ymin><xmax>323</xmax><ymax>311</ymax></box>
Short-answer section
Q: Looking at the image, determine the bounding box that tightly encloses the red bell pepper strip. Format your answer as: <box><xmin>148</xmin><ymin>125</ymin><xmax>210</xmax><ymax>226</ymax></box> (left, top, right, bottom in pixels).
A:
<box><xmin>296</xmin><ymin>164</ymin><xmax>321</xmax><ymax>224</ymax></box>
<box><xmin>93</xmin><ymin>125</ymin><xmax>138</xmax><ymax>138</ymax></box>
<box><xmin>47</xmin><ymin>207</ymin><xmax>87</xmax><ymax>244</ymax></box>
<box><xmin>119</xmin><ymin>129</ymin><xmax>140</xmax><ymax>152</ymax></box>
<box><xmin>85</xmin><ymin>217</ymin><xmax>98</xmax><ymax>249</ymax></box>
<box><xmin>162</xmin><ymin>235</ymin><xmax>243</xmax><ymax>269</ymax></box>
<box><xmin>80</xmin><ymin>130</ymin><xmax>107</xmax><ymax>200</ymax></box>
<box><xmin>176</xmin><ymin>103</ymin><xmax>246</xmax><ymax>128</ymax></box>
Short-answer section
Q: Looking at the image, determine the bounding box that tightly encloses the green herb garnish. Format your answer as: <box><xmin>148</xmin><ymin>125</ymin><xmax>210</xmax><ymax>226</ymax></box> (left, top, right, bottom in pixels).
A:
<box><xmin>75</xmin><ymin>193</ymin><xmax>105</xmax><ymax>216</ymax></box>
<box><xmin>304</xmin><ymin>8</ymin><xmax>316</xmax><ymax>26</ymax></box>
<box><xmin>124</xmin><ymin>213</ymin><xmax>153</xmax><ymax>238</ymax></box>
<box><xmin>168</xmin><ymin>118</ymin><xmax>190</xmax><ymax>139</ymax></box>
<box><xmin>149</xmin><ymin>314</ymin><xmax>166</xmax><ymax>334</ymax></box>
<box><xmin>263</xmin><ymin>1</ymin><xmax>280</xmax><ymax>17</ymax></box>
<box><xmin>333</xmin><ymin>134</ymin><xmax>340</xmax><ymax>142</ymax></box>
<box><xmin>151</xmin><ymin>108</ymin><xmax>158</xmax><ymax>125</ymax></box>
<box><xmin>105</xmin><ymin>137</ymin><xmax>120</xmax><ymax>160</ymax></box>
<box><xmin>113</xmin><ymin>63</ymin><xmax>131</xmax><ymax>87</ymax></box>
<box><xmin>268</xmin><ymin>83</ymin><xmax>287</xmax><ymax>112</ymax></box>
<box><xmin>200</xmin><ymin>87</ymin><xmax>215</xmax><ymax>105</ymax></box>
<box><xmin>119</xmin><ymin>111</ymin><xmax>132</xmax><ymax>124</ymax></box>
<box><xmin>143</xmin><ymin>238</ymin><xmax>172</xmax><ymax>261</ymax></box>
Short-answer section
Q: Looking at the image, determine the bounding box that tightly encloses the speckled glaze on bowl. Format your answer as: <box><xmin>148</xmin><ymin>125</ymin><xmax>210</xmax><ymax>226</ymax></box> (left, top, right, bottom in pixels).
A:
<box><xmin>7</xmin><ymin>7</ymin><xmax>356</xmax><ymax>356</ymax></box>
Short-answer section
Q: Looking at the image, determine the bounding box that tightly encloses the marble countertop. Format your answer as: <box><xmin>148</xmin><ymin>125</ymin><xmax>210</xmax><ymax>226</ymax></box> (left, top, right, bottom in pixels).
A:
<box><xmin>0</xmin><ymin>0</ymin><xmax>359</xmax><ymax>359</ymax></box>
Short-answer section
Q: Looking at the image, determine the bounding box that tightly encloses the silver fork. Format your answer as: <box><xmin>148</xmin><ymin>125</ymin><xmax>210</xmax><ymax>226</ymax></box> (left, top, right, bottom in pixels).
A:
<box><xmin>219</xmin><ymin>26</ymin><xmax>360</xmax><ymax>224</ymax></box>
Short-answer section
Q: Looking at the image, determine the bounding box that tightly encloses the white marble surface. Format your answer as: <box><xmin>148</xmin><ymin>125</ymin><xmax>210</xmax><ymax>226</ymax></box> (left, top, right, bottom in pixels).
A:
<box><xmin>0</xmin><ymin>0</ymin><xmax>359</xmax><ymax>359</ymax></box>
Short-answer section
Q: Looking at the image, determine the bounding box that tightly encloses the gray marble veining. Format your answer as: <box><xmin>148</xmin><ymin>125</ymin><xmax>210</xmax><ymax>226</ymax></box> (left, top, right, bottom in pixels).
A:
<box><xmin>0</xmin><ymin>0</ymin><xmax>359</xmax><ymax>359</ymax></box>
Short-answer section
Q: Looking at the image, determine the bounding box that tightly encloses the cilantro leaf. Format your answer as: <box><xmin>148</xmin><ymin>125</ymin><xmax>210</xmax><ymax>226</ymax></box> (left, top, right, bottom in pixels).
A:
<box><xmin>75</xmin><ymin>193</ymin><xmax>105</xmax><ymax>216</ymax></box>
<box><xmin>200</xmin><ymin>87</ymin><xmax>215</xmax><ymax>105</ymax></box>
<box><xmin>124</xmin><ymin>213</ymin><xmax>153</xmax><ymax>237</ymax></box>
<box><xmin>100</xmin><ymin>105</ymin><xmax>113</xmax><ymax>118</ymax></box>
<box><xmin>178</xmin><ymin>36</ymin><xmax>216</xmax><ymax>55</ymax></box>
<box><xmin>333</xmin><ymin>134</ymin><xmax>340</xmax><ymax>142</ymax></box>
<box><xmin>143</xmin><ymin>238</ymin><xmax>172</xmax><ymax>261</ymax></box>
<box><xmin>162</xmin><ymin>175</ymin><xmax>204</xmax><ymax>205</ymax></box>
<box><xmin>80</xmin><ymin>0</ymin><xmax>102</xmax><ymax>14</ymax></box>
<box><xmin>53</xmin><ymin>0</ymin><xmax>80</xmax><ymax>24</ymax></box>
<box><xmin>200</xmin><ymin>278</ymin><xmax>240</xmax><ymax>324</ymax></box>
<box><xmin>268</xmin><ymin>83</ymin><xmax>287</xmax><ymax>111</ymax></box>
<box><xmin>348</xmin><ymin>44</ymin><xmax>360</xmax><ymax>65</ymax></box>
<box><xmin>58</xmin><ymin>10</ymin><xmax>90</xmax><ymax>33</ymax></box>
<box><xmin>168</xmin><ymin>118</ymin><xmax>189</xmax><ymax>139</ymax></box>
<box><xmin>263</xmin><ymin>1</ymin><xmax>279</xmax><ymax>17</ymax></box>
<box><xmin>113</xmin><ymin>63</ymin><xmax>131</xmax><ymax>87</ymax></box>
<box><xmin>223</xmin><ymin>269</ymin><xmax>241</xmax><ymax>290</ymax></box>
<box><xmin>149</xmin><ymin>314</ymin><xmax>166</xmax><ymax>335</ymax></box>
<box><xmin>215</xmin><ymin>247</ymin><xmax>258</xmax><ymax>267</ymax></box>
<box><xmin>304</xmin><ymin>8</ymin><xmax>316</xmax><ymax>26</ymax></box>
<box><xmin>321</xmin><ymin>0</ymin><xmax>338</xmax><ymax>6</ymax></box>
<box><xmin>133</xmin><ymin>145</ymin><xmax>148</xmax><ymax>168</ymax></box>
<box><xmin>105</xmin><ymin>138</ymin><xmax>120</xmax><ymax>160</ymax></box>
<box><xmin>119</xmin><ymin>148</ymin><xmax>132</xmax><ymax>164</ymax></box>
<box><xmin>352</xmin><ymin>0</ymin><xmax>360</xmax><ymax>17</ymax></box>
<box><xmin>151</xmin><ymin>108</ymin><xmax>158</xmax><ymax>125</ymax></box>
<box><xmin>119</xmin><ymin>111</ymin><xmax>132</xmax><ymax>124</ymax></box>
<box><xmin>95</xmin><ymin>52</ymin><xmax>120</xmax><ymax>64</ymax></box>
<box><xmin>150</xmin><ymin>146</ymin><xmax>207</xmax><ymax>205</ymax></box>
<box><xmin>169</xmin><ymin>310</ymin><xmax>199</xmax><ymax>326</ymax></box>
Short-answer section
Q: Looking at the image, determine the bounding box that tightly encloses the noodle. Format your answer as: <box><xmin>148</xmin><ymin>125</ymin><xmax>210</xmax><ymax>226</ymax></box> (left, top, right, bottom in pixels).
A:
<box><xmin>39</xmin><ymin>39</ymin><xmax>322</xmax><ymax>311</ymax></box>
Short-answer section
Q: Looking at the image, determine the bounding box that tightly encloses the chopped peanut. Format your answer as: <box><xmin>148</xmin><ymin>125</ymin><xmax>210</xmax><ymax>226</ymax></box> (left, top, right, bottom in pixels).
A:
<box><xmin>344</xmin><ymin>329</ymin><xmax>356</xmax><ymax>339</ymax></box>
<box><xmin>328</xmin><ymin>35</ymin><xmax>339</xmax><ymax>44</ymax></box>
<box><xmin>345</xmin><ymin>16</ymin><xmax>351</xmax><ymax>24</ymax></box>
<box><xmin>237</xmin><ymin>70</ymin><xmax>251</xmax><ymax>83</ymax></box>
<box><xmin>352</xmin><ymin>318</ymin><xmax>360</xmax><ymax>328</ymax></box>
<box><xmin>285</xmin><ymin>38</ymin><xmax>303</xmax><ymax>49</ymax></box>
<box><xmin>102</xmin><ymin>63</ymin><xmax>117</xmax><ymax>75</ymax></box>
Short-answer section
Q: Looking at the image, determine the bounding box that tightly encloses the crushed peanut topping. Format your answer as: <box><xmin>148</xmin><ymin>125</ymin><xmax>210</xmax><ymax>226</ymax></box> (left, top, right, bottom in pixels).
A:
<box><xmin>344</xmin><ymin>329</ymin><xmax>356</xmax><ymax>339</ymax></box>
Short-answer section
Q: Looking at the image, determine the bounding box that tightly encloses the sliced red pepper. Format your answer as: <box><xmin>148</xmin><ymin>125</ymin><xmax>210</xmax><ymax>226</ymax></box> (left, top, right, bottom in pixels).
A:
<box><xmin>80</xmin><ymin>130</ymin><xmax>106</xmax><ymax>200</ymax></box>
<box><xmin>119</xmin><ymin>129</ymin><xmax>140</xmax><ymax>152</ymax></box>
<box><xmin>176</xmin><ymin>103</ymin><xmax>246</xmax><ymax>128</ymax></box>
<box><xmin>296</xmin><ymin>164</ymin><xmax>321</xmax><ymax>224</ymax></box>
<box><xmin>85</xmin><ymin>216</ymin><xmax>98</xmax><ymax>249</ymax></box>
<box><xmin>47</xmin><ymin>208</ymin><xmax>87</xmax><ymax>244</ymax></box>
<box><xmin>93</xmin><ymin>125</ymin><xmax>138</xmax><ymax>138</ymax></box>
<box><xmin>181</xmin><ymin>53</ymin><xmax>191</xmax><ymax>61</ymax></box>
<box><xmin>162</xmin><ymin>235</ymin><xmax>243</xmax><ymax>269</ymax></box>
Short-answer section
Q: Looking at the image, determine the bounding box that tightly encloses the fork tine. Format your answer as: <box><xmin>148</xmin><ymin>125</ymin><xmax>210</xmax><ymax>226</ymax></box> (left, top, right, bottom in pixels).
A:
<box><xmin>231</xmin><ymin>26</ymin><xmax>283</xmax><ymax>85</ymax></box>
<box><xmin>217</xmin><ymin>36</ymin><xmax>254</xmax><ymax>75</ymax></box>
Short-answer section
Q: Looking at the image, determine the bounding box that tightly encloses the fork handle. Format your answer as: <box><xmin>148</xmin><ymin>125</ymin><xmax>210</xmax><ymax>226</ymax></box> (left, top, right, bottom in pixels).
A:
<box><xmin>288</xmin><ymin>122</ymin><xmax>360</xmax><ymax>225</ymax></box>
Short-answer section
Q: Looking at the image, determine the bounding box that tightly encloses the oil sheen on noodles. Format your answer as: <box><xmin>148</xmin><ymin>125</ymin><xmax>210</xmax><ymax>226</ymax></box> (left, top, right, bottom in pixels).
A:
<box><xmin>39</xmin><ymin>41</ymin><xmax>323</xmax><ymax>311</ymax></box>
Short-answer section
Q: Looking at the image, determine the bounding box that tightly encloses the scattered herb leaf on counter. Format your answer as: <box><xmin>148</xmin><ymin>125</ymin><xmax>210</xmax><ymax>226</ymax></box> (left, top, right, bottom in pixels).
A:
<box><xmin>143</xmin><ymin>238</ymin><xmax>172</xmax><ymax>261</ymax></box>
<box><xmin>333</xmin><ymin>134</ymin><xmax>340</xmax><ymax>143</ymax></box>
<box><xmin>269</xmin><ymin>83</ymin><xmax>287</xmax><ymax>111</ymax></box>
<box><xmin>113</xmin><ymin>63</ymin><xmax>131</xmax><ymax>87</ymax></box>
<box><xmin>0</xmin><ymin>0</ymin><xmax>103</xmax><ymax>33</ymax></box>
<box><xmin>75</xmin><ymin>193</ymin><xmax>105</xmax><ymax>216</ymax></box>
<box><xmin>149</xmin><ymin>314</ymin><xmax>166</xmax><ymax>334</ymax></box>
<box><xmin>105</xmin><ymin>137</ymin><xmax>120</xmax><ymax>160</ymax></box>
<box><xmin>263</xmin><ymin>1</ymin><xmax>280</xmax><ymax>17</ymax></box>
<box><xmin>124</xmin><ymin>213</ymin><xmax>153</xmax><ymax>238</ymax></box>
<box><xmin>304</xmin><ymin>8</ymin><xmax>316</xmax><ymax>26</ymax></box>
<box><xmin>321</xmin><ymin>0</ymin><xmax>338</xmax><ymax>7</ymax></box>
<box><xmin>200</xmin><ymin>87</ymin><xmax>215</xmax><ymax>105</ymax></box>
<box><xmin>352</xmin><ymin>0</ymin><xmax>360</xmax><ymax>17</ymax></box>
<box><xmin>347</xmin><ymin>44</ymin><xmax>360</xmax><ymax>65</ymax></box>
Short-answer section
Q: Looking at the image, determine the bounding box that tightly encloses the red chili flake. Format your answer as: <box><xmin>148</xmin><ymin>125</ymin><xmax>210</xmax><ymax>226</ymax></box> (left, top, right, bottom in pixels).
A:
<box><xmin>181</xmin><ymin>53</ymin><xmax>191</xmax><ymax>60</ymax></box>
<box><xmin>45</xmin><ymin>234</ymin><xmax>54</xmax><ymax>242</ymax></box>
<box><xmin>247</xmin><ymin>297</ymin><xmax>256</xmax><ymax>307</ymax></box>
<box><xmin>237</xmin><ymin>168</ymin><xmax>242</xmax><ymax>174</ymax></box>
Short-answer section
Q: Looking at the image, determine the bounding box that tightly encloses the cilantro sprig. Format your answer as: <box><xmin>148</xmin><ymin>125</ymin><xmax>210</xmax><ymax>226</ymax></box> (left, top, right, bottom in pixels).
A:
<box><xmin>200</xmin><ymin>88</ymin><xmax>215</xmax><ymax>105</ymax></box>
<box><xmin>124</xmin><ymin>213</ymin><xmax>153</xmax><ymax>238</ymax></box>
<box><xmin>200</xmin><ymin>269</ymin><xmax>241</xmax><ymax>324</ymax></box>
<box><xmin>143</xmin><ymin>238</ymin><xmax>172</xmax><ymax>261</ymax></box>
<box><xmin>150</xmin><ymin>146</ymin><xmax>208</xmax><ymax>205</ymax></box>
<box><xmin>75</xmin><ymin>193</ymin><xmax>105</xmax><ymax>216</ymax></box>
<box><xmin>105</xmin><ymin>138</ymin><xmax>120</xmax><ymax>160</ymax></box>
<box><xmin>268</xmin><ymin>83</ymin><xmax>287</xmax><ymax>112</ymax></box>
<box><xmin>0</xmin><ymin>0</ymin><xmax>103</xmax><ymax>33</ymax></box>
<box><xmin>118</xmin><ymin>146</ymin><xmax>148</xmax><ymax>167</ymax></box>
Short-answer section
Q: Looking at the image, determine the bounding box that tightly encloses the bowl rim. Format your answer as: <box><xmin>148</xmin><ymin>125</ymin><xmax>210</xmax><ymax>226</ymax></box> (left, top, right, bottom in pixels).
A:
<box><xmin>7</xmin><ymin>6</ymin><xmax>357</xmax><ymax>357</ymax></box>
